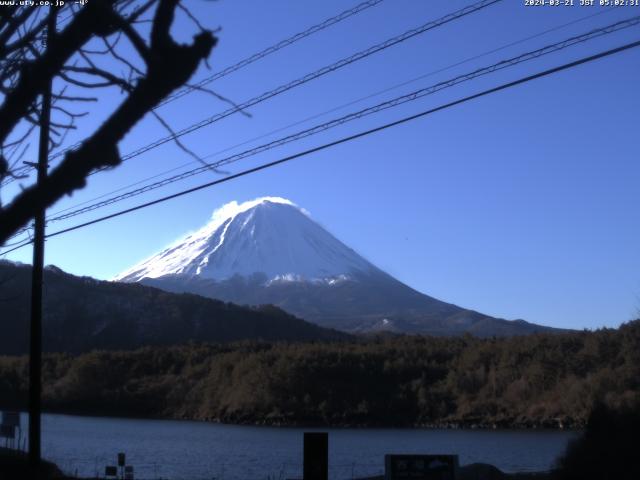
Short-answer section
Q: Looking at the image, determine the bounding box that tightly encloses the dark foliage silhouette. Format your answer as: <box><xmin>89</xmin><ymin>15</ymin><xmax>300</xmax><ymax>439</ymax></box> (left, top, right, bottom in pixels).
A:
<box><xmin>1</xmin><ymin>320</ymin><xmax>638</xmax><ymax>427</ymax></box>
<box><xmin>554</xmin><ymin>402</ymin><xmax>640</xmax><ymax>480</ymax></box>
<box><xmin>0</xmin><ymin>0</ymin><xmax>217</xmax><ymax>244</ymax></box>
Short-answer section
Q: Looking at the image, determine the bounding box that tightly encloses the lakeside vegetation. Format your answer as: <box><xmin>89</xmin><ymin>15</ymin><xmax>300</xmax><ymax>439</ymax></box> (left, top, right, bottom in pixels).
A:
<box><xmin>0</xmin><ymin>320</ymin><xmax>638</xmax><ymax>428</ymax></box>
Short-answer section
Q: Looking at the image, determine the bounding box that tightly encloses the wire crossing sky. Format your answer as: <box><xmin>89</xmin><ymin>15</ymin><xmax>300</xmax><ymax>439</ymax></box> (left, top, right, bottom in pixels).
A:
<box><xmin>40</xmin><ymin>0</ymin><xmax>388</xmax><ymax>167</ymax></box>
<box><xmin>4</xmin><ymin>35</ymin><xmax>638</xmax><ymax>257</ymax></box>
<box><xmin>15</xmin><ymin>14</ymin><xmax>636</xmax><ymax>233</ymax></box>
<box><xmin>31</xmin><ymin>4</ymin><xmax>626</xmax><ymax>223</ymax></box>
<box><xmin>2</xmin><ymin>0</ymin><xmax>639</xmax><ymax>330</ymax></box>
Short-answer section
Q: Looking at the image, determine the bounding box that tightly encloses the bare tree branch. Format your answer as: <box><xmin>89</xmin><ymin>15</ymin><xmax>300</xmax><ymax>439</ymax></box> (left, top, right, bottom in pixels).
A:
<box><xmin>0</xmin><ymin>1</ymin><xmax>116</xmax><ymax>144</ymax></box>
<box><xmin>0</xmin><ymin>0</ymin><xmax>217</xmax><ymax>244</ymax></box>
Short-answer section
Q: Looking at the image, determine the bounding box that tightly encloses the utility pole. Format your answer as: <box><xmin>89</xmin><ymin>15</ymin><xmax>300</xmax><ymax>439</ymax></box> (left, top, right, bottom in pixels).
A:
<box><xmin>29</xmin><ymin>6</ymin><xmax>55</xmax><ymax>473</ymax></box>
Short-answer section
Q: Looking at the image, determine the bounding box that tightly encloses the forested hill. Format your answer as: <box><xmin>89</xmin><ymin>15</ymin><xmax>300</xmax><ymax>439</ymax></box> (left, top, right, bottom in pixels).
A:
<box><xmin>1</xmin><ymin>320</ymin><xmax>638</xmax><ymax>428</ymax></box>
<box><xmin>0</xmin><ymin>261</ymin><xmax>348</xmax><ymax>355</ymax></box>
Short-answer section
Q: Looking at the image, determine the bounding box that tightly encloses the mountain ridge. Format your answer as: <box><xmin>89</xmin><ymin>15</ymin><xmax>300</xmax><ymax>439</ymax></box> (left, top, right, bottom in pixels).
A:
<box><xmin>0</xmin><ymin>260</ymin><xmax>349</xmax><ymax>355</ymax></box>
<box><xmin>117</xmin><ymin>197</ymin><xmax>561</xmax><ymax>337</ymax></box>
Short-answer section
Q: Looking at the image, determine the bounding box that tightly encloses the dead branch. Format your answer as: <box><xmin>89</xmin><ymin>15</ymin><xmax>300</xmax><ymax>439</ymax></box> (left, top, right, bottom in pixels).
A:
<box><xmin>0</xmin><ymin>0</ymin><xmax>217</xmax><ymax>244</ymax></box>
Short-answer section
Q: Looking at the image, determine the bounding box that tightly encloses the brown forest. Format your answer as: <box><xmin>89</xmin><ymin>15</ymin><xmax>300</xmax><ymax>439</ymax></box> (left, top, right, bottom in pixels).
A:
<box><xmin>0</xmin><ymin>320</ymin><xmax>638</xmax><ymax>428</ymax></box>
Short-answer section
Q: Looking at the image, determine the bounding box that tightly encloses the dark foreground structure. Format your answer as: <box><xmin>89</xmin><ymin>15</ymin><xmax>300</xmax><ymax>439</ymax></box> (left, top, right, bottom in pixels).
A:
<box><xmin>0</xmin><ymin>447</ymin><xmax>63</xmax><ymax>479</ymax></box>
<box><xmin>553</xmin><ymin>402</ymin><xmax>640</xmax><ymax>480</ymax></box>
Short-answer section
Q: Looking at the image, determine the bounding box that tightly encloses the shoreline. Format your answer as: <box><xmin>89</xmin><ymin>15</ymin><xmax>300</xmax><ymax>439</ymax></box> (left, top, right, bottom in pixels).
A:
<box><xmin>4</xmin><ymin>407</ymin><xmax>585</xmax><ymax>431</ymax></box>
<box><xmin>1</xmin><ymin>448</ymin><xmax>556</xmax><ymax>480</ymax></box>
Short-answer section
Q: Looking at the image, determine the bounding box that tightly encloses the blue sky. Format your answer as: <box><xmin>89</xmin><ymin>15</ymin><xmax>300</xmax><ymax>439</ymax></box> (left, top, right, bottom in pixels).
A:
<box><xmin>2</xmin><ymin>0</ymin><xmax>639</xmax><ymax>330</ymax></box>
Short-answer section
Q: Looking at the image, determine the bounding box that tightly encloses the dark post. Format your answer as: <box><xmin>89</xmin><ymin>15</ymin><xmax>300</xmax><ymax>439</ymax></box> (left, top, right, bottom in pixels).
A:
<box><xmin>303</xmin><ymin>432</ymin><xmax>328</xmax><ymax>480</ymax></box>
<box><xmin>28</xmin><ymin>6</ymin><xmax>55</xmax><ymax>472</ymax></box>
<box><xmin>118</xmin><ymin>452</ymin><xmax>126</xmax><ymax>480</ymax></box>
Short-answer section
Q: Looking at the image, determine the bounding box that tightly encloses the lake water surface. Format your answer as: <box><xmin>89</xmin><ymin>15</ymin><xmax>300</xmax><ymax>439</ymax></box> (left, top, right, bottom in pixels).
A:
<box><xmin>15</xmin><ymin>413</ymin><xmax>577</xmax><ymax>480</ymax></box>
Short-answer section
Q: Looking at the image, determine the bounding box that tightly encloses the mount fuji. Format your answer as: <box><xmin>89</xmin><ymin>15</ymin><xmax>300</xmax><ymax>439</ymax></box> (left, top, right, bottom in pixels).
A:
<box><xmin>116</xmin><ymin>197</ymin><xmax>555</xmax><ymax>336</ymax></box>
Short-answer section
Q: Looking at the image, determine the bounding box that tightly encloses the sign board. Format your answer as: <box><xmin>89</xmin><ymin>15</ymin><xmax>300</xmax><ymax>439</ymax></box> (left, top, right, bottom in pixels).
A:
<box><xmin>124</xmin><ymin>465</ymin><xmax>134</xmax><ymax>480</ymax></box>
<box><xmin>105</xmin><ymin>466</ymin><xmax>118</xmax><ymax>477</ymax></box>
<box><xmin>0</xmin><ymin>424</ymin><xmax>16</xmax><ymax>439</ymax></box>
<box><xmin>1</xmin><ymin>411</ymin><xmax>20</xmax><ymax>427</ymax></box>
<box><xmin>385</xmin><ymin>455</ymin><xmax>459</xmax><ymax>480</ymax></box>
<box><xmin>118</xmin><ymin>452</ymin><xmax>126</xmax><ymax>466</ymax></box>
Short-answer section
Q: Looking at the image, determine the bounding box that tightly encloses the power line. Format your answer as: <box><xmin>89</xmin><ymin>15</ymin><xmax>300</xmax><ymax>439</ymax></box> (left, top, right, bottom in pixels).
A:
<box><xmin>38</xmin><ymin>15</ymin><xmax>640</xmax><ymax>227</ymax></box>
<box><xmin>0</xmin><ymin>237</ymin><xmax>32</xmax><ymax>255</ymax></box>
<box><xmin>0</xmin><ymin>232</ymin><xmax>32</xmax><ymax>248</ymax></box>
<box><xmin>50</xmin><ymin>0</ymin><xmax>502</xmax><ymax>172</ymax></box>
<box><xmin>0</xmin><ymin>0</ymin><xmax>389</xmax><ymax>234</ymax></box>
<box><xmin>0</xmin><ymin>165</ymin><xmax>31</xmax><ymax>188</ymax></box>
<box><xmin>44</xmin><ymin>0</ymin><xmax>387</xmax><ymax>164</ymax></box>
<box><xmin>3</xmin><ymin>37</ymin><xmax>638</xmax><ymax>256</ymax></box>
<box><xmin>158</xmin><ymin>0</ymin><xmax>386</xmax><ymax>107</ymax></box>
<box><xmin>2</xmin><ymin>0</ymin><xmax>502</xmax><ymax>238</ymax></box>
<box><xmin>42</xmin><ymin>4</ymin><xmax>619</xmax><ymax>220</ymax></box>
<box><xmin>0</xmin><ymin>7</ymin><xmax>76</xmax><ymax>189</ymax></box>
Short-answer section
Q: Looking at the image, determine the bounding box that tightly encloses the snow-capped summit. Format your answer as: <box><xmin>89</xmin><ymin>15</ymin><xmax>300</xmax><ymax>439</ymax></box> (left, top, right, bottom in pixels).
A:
<box><xmin>115</xmin><ymin>197</ymin><xmax>375</xmax><ymax>283</ymax></box>
<box><xmin>116</xmin><ymin>197</ymin><xmax>556</xmax><ymax>337</ymax></box>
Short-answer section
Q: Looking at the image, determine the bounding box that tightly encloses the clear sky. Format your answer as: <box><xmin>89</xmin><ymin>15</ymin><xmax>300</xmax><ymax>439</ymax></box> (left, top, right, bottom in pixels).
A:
<box><xmin>2</xmin><ymin>0</ymin><xmax>639</xmax><ymax>330</ymax></box>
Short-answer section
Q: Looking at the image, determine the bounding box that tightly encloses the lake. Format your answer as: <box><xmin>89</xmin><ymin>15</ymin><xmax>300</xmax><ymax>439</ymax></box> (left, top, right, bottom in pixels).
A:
<box><xmin>13</xmin><ymin>413</ymin><xmax>578</xmax><ymax>480</ymax></box>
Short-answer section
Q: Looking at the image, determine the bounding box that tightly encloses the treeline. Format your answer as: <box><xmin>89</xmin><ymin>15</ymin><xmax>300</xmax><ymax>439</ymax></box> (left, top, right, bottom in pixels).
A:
<box><xmin>1</xmin><ymin>320</ymin><xmax>639</xmax><ymax>428</ymax></box>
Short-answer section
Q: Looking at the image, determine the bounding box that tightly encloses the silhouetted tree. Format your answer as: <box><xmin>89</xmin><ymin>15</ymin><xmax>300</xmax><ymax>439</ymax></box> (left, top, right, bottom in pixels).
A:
<box><xmin>555</xmin><ymin>401</ymin><xmax>640</xmax><ymax>480</ymax></box>
<box><xmin>0</xmin><ymin>0</ymin><xmax>217</xmax><ymax>245</ymax></box>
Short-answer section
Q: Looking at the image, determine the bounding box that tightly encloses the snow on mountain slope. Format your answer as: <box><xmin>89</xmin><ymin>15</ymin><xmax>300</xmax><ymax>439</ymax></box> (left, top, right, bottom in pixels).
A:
<box><xmin>115</xmin><ymin>197</ymin><xmax>376</xmax><ymax>283</ymax></box>
<box><xmin>115</xmin><ymin>197</ymin><xmax>560</xmax><ymax>336</ymax></box>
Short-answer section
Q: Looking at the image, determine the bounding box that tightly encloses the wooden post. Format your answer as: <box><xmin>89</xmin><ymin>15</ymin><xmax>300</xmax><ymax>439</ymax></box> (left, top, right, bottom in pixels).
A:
<box><xmin>303</xmin><ymin>432</ymin><xmax>328</xmax><ymax>480</ymax></box>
